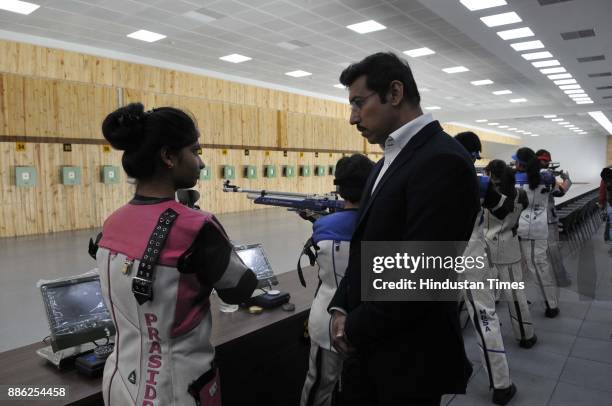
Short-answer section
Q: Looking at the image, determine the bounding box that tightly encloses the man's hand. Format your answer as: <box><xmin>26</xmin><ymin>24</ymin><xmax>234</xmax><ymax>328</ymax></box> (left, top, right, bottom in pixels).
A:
<box><xmin>331</xmin><ymin>311</ymin><xmax>356</xmax><ymax>356</ymax></box>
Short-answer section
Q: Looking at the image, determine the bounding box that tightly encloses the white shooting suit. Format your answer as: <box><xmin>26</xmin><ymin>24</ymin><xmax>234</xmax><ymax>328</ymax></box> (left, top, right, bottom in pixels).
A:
<box><xmin>301</xmin><ymin>209</ymin><xmax>358</xmax><ymax>406</ymax></box>
<box><xmin>97</xmin><ymin>196</ymin><xmax>256</xmax><ymax>406</ymax></box>
<box><xmin>516</xmin><ymin>171</ymin><xmax>559</xmax><ymax>311</ymax></box>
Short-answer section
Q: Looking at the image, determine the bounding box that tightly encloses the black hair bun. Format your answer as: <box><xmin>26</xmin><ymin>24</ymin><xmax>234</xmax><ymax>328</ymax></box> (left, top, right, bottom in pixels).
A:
<box><xmin>102</xmin><ymin>103</ymin><xmax>147</xmax><ymax>152</ymax></box>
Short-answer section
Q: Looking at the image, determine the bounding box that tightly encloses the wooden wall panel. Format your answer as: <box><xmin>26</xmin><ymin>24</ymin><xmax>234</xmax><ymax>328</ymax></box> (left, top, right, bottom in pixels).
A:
<box><xmin>0</xmin><ymin>39</ymin><xmax>519</xmax><ymax>237</ymax></box>
<box><xmin>607</xmin><ymin>136</ymin><xmax>612</xmax><ymax>166</ymax></box>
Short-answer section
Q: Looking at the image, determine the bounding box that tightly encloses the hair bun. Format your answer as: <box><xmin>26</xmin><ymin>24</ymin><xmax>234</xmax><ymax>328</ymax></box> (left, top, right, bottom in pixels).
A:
<box><xmin>102</xmin><ymin>103</ymin><xmax>147</xmax><ymax>152</ymax></box>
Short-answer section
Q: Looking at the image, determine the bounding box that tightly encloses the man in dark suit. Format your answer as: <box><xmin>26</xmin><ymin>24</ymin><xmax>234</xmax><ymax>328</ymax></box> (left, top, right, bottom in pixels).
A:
<box><xmin>329</xmin><ymin>52</ymin><xmax>479</xmax><ymax>406</ymax></box>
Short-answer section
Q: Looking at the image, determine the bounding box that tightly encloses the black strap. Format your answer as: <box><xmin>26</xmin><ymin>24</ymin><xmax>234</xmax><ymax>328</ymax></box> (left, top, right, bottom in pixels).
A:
<box><xmin>132</xmin><ymin>208</ymin><xmax>179</xmax><ymax>305</ymax></box>
<box><xmin>297</xmin><ymin>237</ymin><xmax>319</xmax><ymax>287</ymax></box>
<box><xmin>88</xmin><ymin>232</ymin><xmax>103</xmax><ymax>260</ymax></box>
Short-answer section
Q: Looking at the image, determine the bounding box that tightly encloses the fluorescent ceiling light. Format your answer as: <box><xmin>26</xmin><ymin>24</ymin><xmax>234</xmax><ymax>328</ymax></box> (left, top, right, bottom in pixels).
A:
<box><xmin>554</xmin><ymin>79</ymin><xmax>577</xmax><ymax>85</ymax></box>
<box><xmin>442</xmin><ymin>66</ymin><xmax>470</xmax><ymax>73</ymax></box>
<box><xmin>497</xmin><ymin>27</ymin><xmax>534</xmax><ymax>40</ymax></box>
<box><xmin>488</xmin><ymin>122</ymin><xmax>500</xmax><ymax>125</ymax></box>
<box><xmin>569</xmin><ymin>93</ymin><xmax>588</xmax><ymax>98</ymax></box>
<box><xmin>576</xmin><ymin>101</ymin><xmax>594</xmax><ymax>104</ymax></box>
<box><xmin>564</xmin><ymin>89</ymin><xmax>585</xmax><ymax>94</ymax></box>
<box><xmin>573</xmin><ymin>97</ymin><xmax>592</xmax><ymax>102</ymax></box>
<box><xmin>523</xmin><ymin>132</ymin><xmax>532</xmax><ymax>135</ymax></box>
<box><xmin>480</xmin><ymin>12</ymin><xmax>521</xmax><ymax>27</ymax></box>
<box><xmin>0</xmin><ymin>0</ymin><xmax>39</xmax><ymax>14</ymax></box>
<box><xmin>333</xmin><ymin>84</ymin><xmax>345</xmax><ymax>89</ymax></box>
<box><xmin>559</xmin><ymin>84</ymin><xmax>581</xmax><ymax>90</ymax></box>
<box><xmin>511</xmin><ymin>40</ymin><xmax>544</xmax><ymax>51</ymax></box>
<box><xmin>498</xmin><ymin>125</ymin><xmax>509</xmax><ymax>128</ymax></box>
<box><xmin>183</xmin><ymin>10</ymin><xmax>218</xmax><ymax>24</ymax></box>
<box><xmin>532</xmin><ymin>60</ymin><xmax>560</xmax><ymax>68</ymax></box>
<box><xmin>521</xmin><ymin>51</ymin><xmax>553</xmax><ymax>61</ymax></box>
<box><xmin>548</xmin><ymin>73</ymin><xmax>572</xmax><ymax>80</ymax></box>
<box><xmin>509</xmin><ymin>98</ymin><xmax>527</xmax><ymax>103</ymax></box>
<box><xmin>285</xmin><ymin>70</ymin><xmax>312</xmax><ymax>78</ymax></box>
<box><xmin>460</xmin><ymin>0</ymin><xmax>507</xmax><ymax>11</ymax></box>
<box><xmin>493</xmin><ymin>90</ymin><xmax>512</xmax><ymax>95</ymax></box>
<box><xmin>219</xmin><ymin>54</ymin><xmax>251</xmax><ymax>63</ymax></box>
<box><xmin>540</xmin><ymin>67</ymin><xmax>566</xmax><ymax>74</ymax></box>
<box><xmin>425</xmin><ymin>106</ymin><xmax>441</xmax><ymax>110</ymax></box>
<box><xmin>563</xmin><ymin>124</ymin><xmax>574</xmax><ymax>127</ymax></box>
<box><xmin>476</xmin><ymin>119</ymin><xmax>488</xmax><ymax>122</ymax></box>
<box><xmin>543</xmin><ymin>115</ymin><xmax>557</xmax><ymax>118</ymax></box>
<box><xmin>508</xmin><ymin>127</ymin><xmax>517</xmax><ymax>130</ymax></box>
<box><xmin>551</xmin><ymin>118</ymin><xmax>564</xmax><ymax>121</ymax></box>
<box><xmin>127</xmin><ymin>30</ymin><xmax>166</xmax><ymax>42</ymax></box>
<box><xmin>558</xmin><ymin>121</ymin><xmax>570</xmax><ymax>125</ymax></box>
<box><xmin>516</xmin><ymin>130</ymin><xmax>526</xmax><ymax>133</ymax></box>
<box><xmin>346</xmin><ymin>20</ymin><xmax>386</xmax><ymax>34</ymax></box>
<box><xmin>404</xmin><ymin>47</ymin><xmax>435</xmax><ymax>57</ymax></box>
<box><xmin>471</xmin><ymin>79</ymin><xmax>494</xmax><ymax>86</ymax></box>
<box><xmin>531</xmin><ymin>134</ymin><xmax>540</xmax><ymax>137</ymax></box>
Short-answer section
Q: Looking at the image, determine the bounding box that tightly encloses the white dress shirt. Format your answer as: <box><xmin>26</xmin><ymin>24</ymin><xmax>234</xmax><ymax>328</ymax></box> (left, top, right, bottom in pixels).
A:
<box><xmin>371</xmin><ymin>113</ymin><xmax>435</xmax><ymax>194</ymax></box>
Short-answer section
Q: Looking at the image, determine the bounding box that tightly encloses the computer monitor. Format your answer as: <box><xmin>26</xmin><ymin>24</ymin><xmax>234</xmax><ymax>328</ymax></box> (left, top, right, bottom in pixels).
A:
<box><xmin>40</xmin><ymin>274</ymin><xmax>115</xmax><ymax>352</ymax></box>
<box><xmin>235</xmin><ymin>244</ymin><xmax>278</xmax><ymax>289</ymax></box>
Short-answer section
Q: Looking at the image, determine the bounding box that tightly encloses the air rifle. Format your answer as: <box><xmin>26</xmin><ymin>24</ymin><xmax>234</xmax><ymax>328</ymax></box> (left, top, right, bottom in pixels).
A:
<box><xmin>222</xmin><ymin>181</ymin><xmax>344</xmax><ymax>216</ymax></box>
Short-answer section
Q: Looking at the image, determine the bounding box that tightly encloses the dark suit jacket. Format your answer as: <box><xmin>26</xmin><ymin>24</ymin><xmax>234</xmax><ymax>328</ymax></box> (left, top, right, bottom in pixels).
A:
<box><xmin>329</xmin><ymin>120</ymin><xmax>479</xmax><ymax>395</ymax></box>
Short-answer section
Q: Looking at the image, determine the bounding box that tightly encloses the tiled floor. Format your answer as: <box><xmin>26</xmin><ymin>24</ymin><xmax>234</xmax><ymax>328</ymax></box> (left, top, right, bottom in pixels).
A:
<box><xmin>446</xmin><ymin>227</ymin><xmax>612</xmax><ymax>405</ymax></box>
<box><xmin>1</xmin><ymin>207</ymin><xmax>611</xmax><ymax>405</ymax></box>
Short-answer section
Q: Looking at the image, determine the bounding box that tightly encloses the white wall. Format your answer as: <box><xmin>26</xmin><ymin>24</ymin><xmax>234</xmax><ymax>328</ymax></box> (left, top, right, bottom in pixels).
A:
<box><xmin>483</xmin><ymin>136</ymin><xmax>607</xmax><ymax>183</ymax></box>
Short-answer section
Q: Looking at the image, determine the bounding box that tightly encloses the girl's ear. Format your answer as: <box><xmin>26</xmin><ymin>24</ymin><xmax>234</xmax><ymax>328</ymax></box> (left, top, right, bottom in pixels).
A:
<box><xmin>160</xmin><ymin>146</ymin><xmax>174</xmax><ymax>169</ymax></box>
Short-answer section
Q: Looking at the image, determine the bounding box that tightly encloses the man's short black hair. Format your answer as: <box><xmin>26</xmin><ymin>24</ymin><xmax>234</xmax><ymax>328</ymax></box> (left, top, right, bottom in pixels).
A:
<box><xmin>455</xmin><ymin>131</ymin><xmax>482</xmax><ymax>154</ymax></box>
<box><xmin>339</xmin><ymin>52</ymin><xmax>420</xmax><ymax>106</ymax></box>
<box><xmin>334</xmin><ymin>154</ymin><xmax>374</xmax><ymax>203</ymax></box>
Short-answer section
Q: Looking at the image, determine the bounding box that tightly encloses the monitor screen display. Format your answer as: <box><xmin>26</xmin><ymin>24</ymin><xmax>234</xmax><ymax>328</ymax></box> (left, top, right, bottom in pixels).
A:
<box><xmin>40</xmin><ymin>275</ymin><xmax>115</xmax><ymax>351</ymax></box>
<box><xmin>235</xmin><ymin>244</ymin><xmax>278</xmax><ymax>288</ymax></box>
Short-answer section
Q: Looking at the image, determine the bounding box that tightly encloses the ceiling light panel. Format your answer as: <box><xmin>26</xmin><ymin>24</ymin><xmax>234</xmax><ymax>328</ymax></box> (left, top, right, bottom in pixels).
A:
<box><xmin>127</xmin><ymin>30</ymin><xmax>166</xmax><ymax>43</ymax></box>
<box><xmin>425</xmin><ymin>106</ymin><xmax>441</xmax><ymax>110</ymax></box>
<box><xmin>559</xmin><ymin>84</ymin><xmax>581</xmax><ymax>90</ymax></box>
<box><xmin>461</xmin><ymin>0</ymin><xmax>508</xmax><ymax>11</ymax></box>
<box><xmin>493</xmin><ymin>90</ymin><xmax>512</xmax><ymax>95</ymax></box>
<box><xmin>551</xmin><ymin>118</ymin><xmax>564</xmax><ymax>121</ymax></box>
<box><xmin>576</xmin><ymin>100</ymin><xmax>594</xmax><ymax>104</ymax></box>
<box><xmin>471</xmin><ymin>79</ymin><xmax>494</xmax><ymax>86</ymax></box>
<box><xmin>521</xmin><ymin>51</ymin><xmax>553</xmax><ymax>60</ymax></box>
<box><xmin>543</xmin><ymin>115</ymin><xmax>557</xmax><ymax>118</ymax></box>
<box><xmin>488</xmin><ymin>122</ymin><xmax>500</xmax><ymax>125</ymax></box>
<box><xmin>511</xmin><ymin>40</ymin><xmax>545</xmax><ymax>51</ymax></box>
<box><xmin>443</xmin><ymin>66</ymin><xmax>470</xmax><ymax>73</ymax></box>
<box><xmin>0</xmin><ymin>0</ymin><xmax>39</xmax><ymax>15</ymax></box>
<box><xmin>497</xmin><ymin>27</ymin><xmax>535</xmax><ymax>40</ymax></box>
<box><xmin>569</xmin><ymin>93</ymin><xmax>590</xmax><ymax>98</ymax></box>
<box><xmin>219</xmin><ymin>54</ymin><xmax>251</xmax><ymax>63</ymax></box>
<box><xmin>480</xmin><ymin>12</ymin><xmax>522</xmax><ymax>27</ymax></box>
<box><xmin>346</xmin><ymin>20</ymin><xmax>386</xmax><ymax>34</ymax></box>
<box><xmin>540</xmin><ymin>67</ymin><xmax>566</xmax><ymax>74</ymax></box>
<box><xmin>476</xmin><ymin>119</ymin><xmax>488</xmax><ymax>122</ymax></box>
<box><xmin>554</xmin><ymin>79</ymin><xmax>577</xmax><ymax>85</ymax></box>
<box><xmin>333</xmin><ymin>84</ymin><xmax>345</xmax><ymax>89</ymax></box>
<box><xmin>548</xmin><ymin>73</ymin><xmax>572</xmax><ymax>80</ymax></box>
<box><xmin>564</xmin><ymin>89</ymin><xmax>585</xmax><ymax>94</ymax></box>
<box><xmin>404</xmin><ymin>47</ymin><xmax>435</xmax><ymax>57</ymax></box>
<box><xmin>532</xmin><ymin>60</ymin><xmax>560</xmax><ymax>68</ymax></box>
<box><xmin>285</xmin><ymin>70</ymin><xmax>312</xmax><ymax>77</ymax></box>
<box><xmin>588</xmin><ymin>111</ymin><xmax>612</xmax><ymax>134</ymax></box>
<box><xmin>509</xmin><ymin>98</ymin><xmax>527</xmax><ymax>103</ymax></box>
